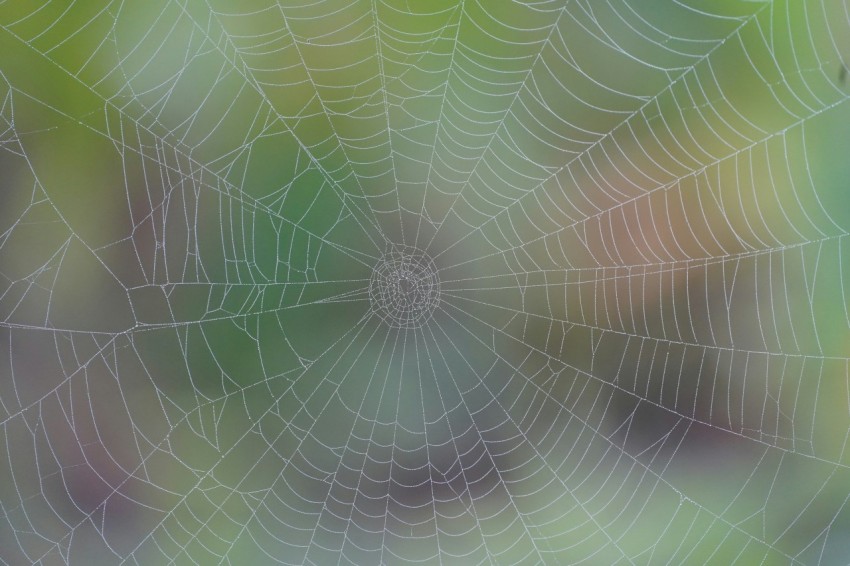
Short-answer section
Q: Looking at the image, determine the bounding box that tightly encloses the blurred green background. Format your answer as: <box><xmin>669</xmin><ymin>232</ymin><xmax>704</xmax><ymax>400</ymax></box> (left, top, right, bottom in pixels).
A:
<box><xmin>1</xmin><ymin>0</ymin><xmax>850</xmax><ymax>564</ymax></box>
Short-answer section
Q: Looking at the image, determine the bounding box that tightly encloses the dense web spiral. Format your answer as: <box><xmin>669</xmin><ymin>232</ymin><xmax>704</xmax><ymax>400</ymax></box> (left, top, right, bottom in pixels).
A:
<box><xmin>1</xmin><ymin>0</ymin><xmax>850</xmax><ymax>564</ymax></box>
<box><xmin>369</xmin><ymin>246</ymin><xmax>440</xmax><ymax>329</ymax></box>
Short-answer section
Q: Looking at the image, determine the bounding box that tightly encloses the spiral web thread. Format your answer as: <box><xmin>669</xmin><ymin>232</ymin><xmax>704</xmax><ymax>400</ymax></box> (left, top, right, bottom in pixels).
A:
<box><xmin>369</xmin><ymin>246</ymin><xmax>440</xmax><ymax>329</ymax></box>
<box><xmin>0</xmin><ymin>0</ymin><xmax>850</xmax><ymax>564</ymax></box>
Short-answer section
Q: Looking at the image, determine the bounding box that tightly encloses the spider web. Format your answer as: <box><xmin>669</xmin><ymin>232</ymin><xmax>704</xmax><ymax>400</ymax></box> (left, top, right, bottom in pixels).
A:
<box><xmin>1</xmin><ymin>0</ymin><xmax>850</xmax><ymax>563</ymax></box>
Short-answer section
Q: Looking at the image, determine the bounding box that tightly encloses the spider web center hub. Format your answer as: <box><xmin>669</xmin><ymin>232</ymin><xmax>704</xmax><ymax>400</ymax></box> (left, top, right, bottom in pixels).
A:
<box><xmin>369</xmin><ymin>246</ymin><xmax>440</xmax><ymax>329</ymax></box>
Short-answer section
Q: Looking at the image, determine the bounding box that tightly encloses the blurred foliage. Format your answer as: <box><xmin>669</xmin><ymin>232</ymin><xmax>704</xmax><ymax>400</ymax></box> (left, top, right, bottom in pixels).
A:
<box><xmin>1</xmin><ymin>0</ymin><xmax>850</xmax><ymax>564</ymax></box>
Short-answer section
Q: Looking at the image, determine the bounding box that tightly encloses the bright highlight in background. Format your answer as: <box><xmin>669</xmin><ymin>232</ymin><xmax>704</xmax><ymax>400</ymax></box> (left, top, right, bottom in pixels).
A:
<box><xmin>1</xmin><ymin>0</ymin><xmax>850</xmax><ymax>564</ymax></box>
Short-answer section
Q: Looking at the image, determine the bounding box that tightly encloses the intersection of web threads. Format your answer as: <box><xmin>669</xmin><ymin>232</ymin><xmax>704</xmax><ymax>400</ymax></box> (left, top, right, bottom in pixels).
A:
<box><xmin>369</xmin><ymin>246</ymin><xmax>440</xmax><ymax>329</ymax></box>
